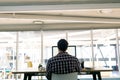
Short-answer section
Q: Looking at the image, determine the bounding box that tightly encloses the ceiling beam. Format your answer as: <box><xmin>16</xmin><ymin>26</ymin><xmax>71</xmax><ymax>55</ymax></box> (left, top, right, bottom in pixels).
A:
<box><xmin>0</xmin><ymin>23</ymin><xmax>120</xmax><ymax>31</ymax></box>
<box><xmin>0</xmin><ymin>3</ymin><xmax>120</xmax><ymax>12</ymax></box>
<box><xmin>1</xmin><ymin>12</ymin><xmax>120</xmax><ymax>19</ymax></box>
<box><xmin>0</xmin><ymin>13</ymin><xmax>120</xmax><ymax>24</ymax></box>
<box><xmin>0</xmin><ymin>0</ymin><xmax>120</xmax><ymax>6</ymax></box>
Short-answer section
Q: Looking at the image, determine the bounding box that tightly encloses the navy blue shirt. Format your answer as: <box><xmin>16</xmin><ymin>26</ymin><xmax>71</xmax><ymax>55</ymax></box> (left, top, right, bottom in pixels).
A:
<box><xmin>46</xmin><ymin>52</ymin><xmax>81</xmax><ymax>80</ymax></box>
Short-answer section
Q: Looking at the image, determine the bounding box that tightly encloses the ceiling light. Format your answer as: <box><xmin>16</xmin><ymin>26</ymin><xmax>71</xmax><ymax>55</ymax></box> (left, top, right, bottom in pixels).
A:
<box><xmin>33</xmin><ymin>20</ymin><xmax>44</xmax><ymax>24</ymax></box>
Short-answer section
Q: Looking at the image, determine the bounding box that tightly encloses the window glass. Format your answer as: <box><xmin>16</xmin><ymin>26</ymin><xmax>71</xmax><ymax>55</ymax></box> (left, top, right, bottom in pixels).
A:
<box><xmin>67</xmin><ymin>30</ymin><xmax>92</xmax><ymax>67</ymax></box>
<box><xmin>18</xmin><ymin>31</ymin><xmax>41</xmax><ymax>70</ymax></box>
<box><xmin>0</xmin><ymin>29</ymin><xmax>120</xmax><ymax>79</ymax></box>
<box><xmin>0</xmin><ymin>32</ymin><xmax>16</xmax><ymax>79</ymax></box>
<box><xmin>93</xmin><ymin>29</ymin><xmax>117</xmax><ymax>70</ymax></box>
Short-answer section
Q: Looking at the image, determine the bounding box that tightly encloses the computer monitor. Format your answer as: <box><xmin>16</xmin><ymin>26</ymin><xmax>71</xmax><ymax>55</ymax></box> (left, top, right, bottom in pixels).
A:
<box><xmin>52</xmin><ymin>46</ymin><xmax>76</xmax><ymax>57</ymax></box>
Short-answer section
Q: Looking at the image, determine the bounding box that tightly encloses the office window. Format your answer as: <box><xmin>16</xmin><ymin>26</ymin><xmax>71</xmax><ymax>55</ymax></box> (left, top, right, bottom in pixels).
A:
<box><xmin>18</xmin><ymin>31</ymin><xmax>41</xmax><ymax>70</ymax></box>
<box><xmin>67</xmin><ymin>30</ymin><xmax>92</xmax><ymax>67</ymax></box>
<box><xmin>0</xmin><ymin>32</ymin><xmax>16</xmax><ymax>79</ymax></box>
<box><xmin>93</xmin><ymin>29</ymin><xmax>117</xmax><ymax>70</ymax></box>
<box><xmin>0</xmin><ymin>29</ymin><xmax>120</xmax><ymax>79</ymax></box>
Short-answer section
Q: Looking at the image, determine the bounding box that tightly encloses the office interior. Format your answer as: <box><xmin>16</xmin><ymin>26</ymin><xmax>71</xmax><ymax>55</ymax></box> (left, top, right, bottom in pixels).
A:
<box><xmin>0</xmin><ymin>0</ymin><xmax>120</xmax><ymax>80</ymax></box>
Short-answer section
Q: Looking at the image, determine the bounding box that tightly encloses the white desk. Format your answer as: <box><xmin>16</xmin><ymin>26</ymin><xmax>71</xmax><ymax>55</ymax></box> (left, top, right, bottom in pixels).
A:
<box><xmin>12</xmin><ymin>68</ymin><xmax>113</xmax><ymax>80</ymax></box>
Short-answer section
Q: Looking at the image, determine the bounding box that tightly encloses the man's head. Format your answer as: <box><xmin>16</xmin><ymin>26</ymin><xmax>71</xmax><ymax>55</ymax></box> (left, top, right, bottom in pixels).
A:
<box><xmin>57</xmin><ymin>39</ymin><xmax>68</xmax><ymax>52</ymax></box>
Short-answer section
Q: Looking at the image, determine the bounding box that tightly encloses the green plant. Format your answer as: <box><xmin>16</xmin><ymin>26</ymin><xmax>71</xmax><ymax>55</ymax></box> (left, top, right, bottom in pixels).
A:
<box><xmin>38</xmin><ymin>64</ymin><xmax>42</xmax><ymax>68</ymax></box>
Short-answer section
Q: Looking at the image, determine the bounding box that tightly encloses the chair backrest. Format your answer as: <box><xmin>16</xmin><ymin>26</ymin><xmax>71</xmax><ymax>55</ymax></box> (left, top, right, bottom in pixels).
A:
<box><xmin>52</xmin><ymin>72</ymin><xmax>78</xmax><ymax>80</ymax></box>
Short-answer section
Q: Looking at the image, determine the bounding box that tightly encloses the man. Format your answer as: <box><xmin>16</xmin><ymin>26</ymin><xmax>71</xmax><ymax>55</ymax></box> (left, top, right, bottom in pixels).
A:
<box><xmin>46</xmin><ymin>39</ymin><xmax>81</xmax><ymax>80</ymax></box>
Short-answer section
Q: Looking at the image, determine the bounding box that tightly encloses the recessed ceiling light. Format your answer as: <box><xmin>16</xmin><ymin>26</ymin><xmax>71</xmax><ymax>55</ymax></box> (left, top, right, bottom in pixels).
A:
<box><xmin>33</xmin><ymin>20</ymin><xmax>44</xmax><ymax>24</ymax></box>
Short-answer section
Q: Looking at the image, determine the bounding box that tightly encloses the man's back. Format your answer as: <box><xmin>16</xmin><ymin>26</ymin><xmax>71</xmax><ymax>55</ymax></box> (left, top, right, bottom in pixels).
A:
<box><xmin>46</xmin><ymin>52</ymin><xmax>81</xmax><ymax>80</ymax></box>
<box><xmin>48</xmin><ymin>52</ymin><xmax>80</xmax><ymax>74</ymax></box>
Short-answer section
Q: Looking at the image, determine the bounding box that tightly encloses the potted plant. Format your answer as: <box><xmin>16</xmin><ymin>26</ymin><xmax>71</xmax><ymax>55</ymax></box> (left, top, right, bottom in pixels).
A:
<box><xmin>38</xmin><ymin>64</ymin><xmax>42</xmax><ymax>71</ymax></box>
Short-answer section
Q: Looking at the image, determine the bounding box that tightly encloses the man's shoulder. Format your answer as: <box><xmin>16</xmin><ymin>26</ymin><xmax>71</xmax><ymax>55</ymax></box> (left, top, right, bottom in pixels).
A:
<box><xmin>48</xmin><ymin>57</ymin><xmax>53</xmax><ymax>61</ymax></box>
<box><xmin>67</xmin><ymin>54</ymin><xmax>78</xmax><ymax>59</ymax></box>
<box><xmin>48</xmin><ymin>53</ymin><xmax>79</xmax><ymax>61</ymax></box>
<box><xmin>47</xmin><ymin>56</ymin><xmax>56</xmax><ymax>62</ymax></box>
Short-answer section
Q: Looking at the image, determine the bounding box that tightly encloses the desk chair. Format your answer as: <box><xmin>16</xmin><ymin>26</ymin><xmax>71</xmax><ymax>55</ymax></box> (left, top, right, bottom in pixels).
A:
<box><xmin>52</xmin><ymin>72</ymin><xmax>78</xmax><ymax>80</ymax></box>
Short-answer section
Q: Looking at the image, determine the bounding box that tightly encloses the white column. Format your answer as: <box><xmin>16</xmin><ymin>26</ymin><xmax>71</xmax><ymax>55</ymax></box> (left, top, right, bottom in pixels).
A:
<box><xmin>65</xmin><ymin>31</ymin><xmax>68</xmax><ymax>41</ymax></box>
<box><xmin>15</xmin><ymin>32</ymin><xmax>19</xmax><ymax>80</ymax></box>
<box><xmin>16</xmin><ymin>32</ymin><xmax>19</xmax><ymax>70</ymax></box>
<box><xmin>116</xmin><ymin>29</ymin><xmax>120</xmax><ymax>72</ymax></box>
<box><xmin>41</xmin><ymin>30</ymin><xmax>43</xmax><ymax>64</ymax></box>
<box><xmin>91</xmin><ymin>29</ymin><xmax>95</xmax><ymax>68</ymax></box>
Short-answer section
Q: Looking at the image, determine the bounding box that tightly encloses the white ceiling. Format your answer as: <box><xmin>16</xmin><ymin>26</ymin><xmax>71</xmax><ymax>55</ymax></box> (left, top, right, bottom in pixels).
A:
<box><xmin>0</xmin><ymin>0</ymin><xmax>120</xmax><ymax>31</ymax></box>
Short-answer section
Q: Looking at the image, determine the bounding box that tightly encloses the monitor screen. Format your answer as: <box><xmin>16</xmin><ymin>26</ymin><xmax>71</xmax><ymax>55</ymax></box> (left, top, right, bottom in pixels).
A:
<box><xmin>52</xmin><ymin>46</ymin><xmax>76</xmax><ymax>57</ymax></box>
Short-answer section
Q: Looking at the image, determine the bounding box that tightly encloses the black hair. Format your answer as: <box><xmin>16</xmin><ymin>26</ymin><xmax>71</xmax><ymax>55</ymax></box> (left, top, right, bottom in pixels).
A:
<box><xmin>57</xmin><ymin>39</ymin><xmax>68</xmax><ymax>51</ymax></box>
